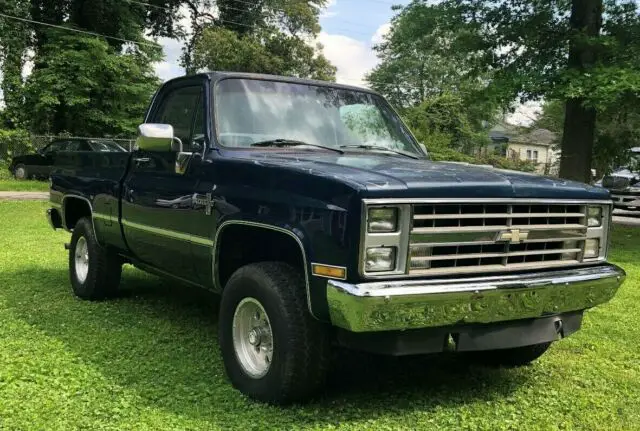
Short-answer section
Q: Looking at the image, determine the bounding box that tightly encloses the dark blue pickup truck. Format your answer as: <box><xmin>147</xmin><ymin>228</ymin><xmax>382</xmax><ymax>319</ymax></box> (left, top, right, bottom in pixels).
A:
<box><xmin>47</xmin><ymin>72</ymin><xmax>625</xmax><ymax>404</ymax></box>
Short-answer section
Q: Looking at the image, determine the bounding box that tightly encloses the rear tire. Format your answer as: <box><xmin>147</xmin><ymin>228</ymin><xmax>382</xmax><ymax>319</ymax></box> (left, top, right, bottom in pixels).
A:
<box><xmin>219</xmin><ymin>262</ymin><xmax>331</xmax><ymax>404</ymax></box>
<box><xmin>69</xmin><ymin>217</ymin><xmax>122</xmax><ymax>300</ymax></box>
<box><xmin>13</xmin><ymin>164</ymin><xmax>27</xmax><ymax>180</ymax></box>
<box><xmin>471</xmin><ymin>342</ymin><xmax>552</xmax><ymax>368</ymax></box>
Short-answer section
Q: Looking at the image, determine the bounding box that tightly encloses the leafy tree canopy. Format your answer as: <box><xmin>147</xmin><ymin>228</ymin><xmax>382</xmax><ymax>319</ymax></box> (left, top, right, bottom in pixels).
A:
<box><xmin>23</xmin><ymin>33</ymin><xmax>161</xmax><ymax>136</ymax></box>
<box><xmin>370</xmin><ymin>0</ymin><xmax>640</xmax><ymax>182</ymax></box>
<box><xmin>187</xmin><ymin>0</ymin><xmax>336</xmax><ymax>80</ymax></box>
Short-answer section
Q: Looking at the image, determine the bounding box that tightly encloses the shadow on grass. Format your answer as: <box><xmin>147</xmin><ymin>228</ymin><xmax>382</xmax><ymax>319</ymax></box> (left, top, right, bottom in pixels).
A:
<box><xmin>2</xmin><ymin>265</ymin><xmax>533</xmax><ymax>427</ymax></box>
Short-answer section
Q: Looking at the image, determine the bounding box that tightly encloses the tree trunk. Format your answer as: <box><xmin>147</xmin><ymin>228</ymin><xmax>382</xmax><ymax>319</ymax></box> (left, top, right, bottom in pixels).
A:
<box><xmin>558</xmin><ymin>0</ymin><xmax>603</xmax><ymax>183</ymax></box>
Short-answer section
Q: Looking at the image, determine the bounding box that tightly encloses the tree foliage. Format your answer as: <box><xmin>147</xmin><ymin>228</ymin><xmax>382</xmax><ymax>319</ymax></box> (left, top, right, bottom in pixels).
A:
<box><xmin>402</xmin><ymin>93</ymin><xmax>491</xmax><ymax>157</ymax></box>
<box><xmin>187</xmin><ymin>0</ymin><xmax>336</xmax><ymax>80</ymax></box>
<box><xmin>371</xmin><ymin>0</ymin><xmax>640</xmax><ymax>182</ymax></box>
<box><xmin>23</xmin><ymin>34</ymin><xmax>161</xmax><ymax>136</ymax></box>
<box><xmin>536</xmin><ymin>99</ymin><xmax>640</xmax><ymax>176</ymax></box>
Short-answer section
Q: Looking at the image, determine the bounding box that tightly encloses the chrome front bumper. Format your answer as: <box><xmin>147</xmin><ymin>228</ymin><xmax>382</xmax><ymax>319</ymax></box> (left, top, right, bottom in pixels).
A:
<box><xmin>327</xmin><ymin>265</ymin><xmax>625</xmax><ymax>332</ymax></box>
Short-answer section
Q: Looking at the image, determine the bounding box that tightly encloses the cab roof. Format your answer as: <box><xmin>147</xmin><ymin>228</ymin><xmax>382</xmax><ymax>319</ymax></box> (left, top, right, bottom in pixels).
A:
<box><xmin>165</xmin><ymin>71</ymin><xmax>380</xmax><ymax>96</ymax></box>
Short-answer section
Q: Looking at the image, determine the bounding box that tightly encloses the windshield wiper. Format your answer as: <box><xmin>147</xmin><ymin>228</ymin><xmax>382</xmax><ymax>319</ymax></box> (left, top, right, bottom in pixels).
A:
<box><xmin>251</xmin><ymin>139</ymin><xmax>344</xmax><ymax>154</ymax></box>
<box><xmin>339</xmin><ymin>144</ymin><xmax>419</xmax><ymax>159</ymax></box>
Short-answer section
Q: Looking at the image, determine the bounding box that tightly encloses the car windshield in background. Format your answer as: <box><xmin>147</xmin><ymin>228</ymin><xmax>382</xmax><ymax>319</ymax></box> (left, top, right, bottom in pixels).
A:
<box><xmin>215</xmin><ymin>78</ymin><xmax>424</xmax><ymax>157</ymax></box>
<box><xmin>88</xmin><ymin>140</ymin><xmax>126</xmax><ymax>152</ymax></box>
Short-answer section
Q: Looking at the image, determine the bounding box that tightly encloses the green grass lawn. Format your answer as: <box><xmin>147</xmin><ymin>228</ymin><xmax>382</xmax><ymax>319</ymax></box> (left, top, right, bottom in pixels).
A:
<box><xmin>0</xmin><ymin>179</ymin><xmax>49</xmax><ymax>192</ymax></box>
<box><xmin>1</xmin><ymin>201</ymin><xmax>639</xmax><ymax>430</ymax></box>
<box><xmin>0</xmin><ymin>162</ymin><xmax>49</xmax><ymax>191</ymax></box>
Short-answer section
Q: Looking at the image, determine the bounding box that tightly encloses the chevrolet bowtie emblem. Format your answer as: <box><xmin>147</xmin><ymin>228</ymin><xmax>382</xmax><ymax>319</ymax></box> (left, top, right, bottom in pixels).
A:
<box><xmin>497</xmin><ymin>228</ymin><xmax>529</xmax><ymax>244</ymax></box>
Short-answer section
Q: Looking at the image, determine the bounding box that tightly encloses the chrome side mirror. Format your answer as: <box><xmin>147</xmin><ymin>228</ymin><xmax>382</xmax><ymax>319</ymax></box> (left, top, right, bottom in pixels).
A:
<box><xmin>136</xmin><ymin>123</ymin><xmax>183</xmax><ymax>152</ymax></box>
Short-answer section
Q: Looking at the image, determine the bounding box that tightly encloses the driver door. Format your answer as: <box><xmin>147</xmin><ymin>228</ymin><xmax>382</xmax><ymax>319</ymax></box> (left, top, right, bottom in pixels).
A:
<box><xmin>121</xmin><ymin>80</ymin><xmax>206</xmax><ymax>283</ymax></box>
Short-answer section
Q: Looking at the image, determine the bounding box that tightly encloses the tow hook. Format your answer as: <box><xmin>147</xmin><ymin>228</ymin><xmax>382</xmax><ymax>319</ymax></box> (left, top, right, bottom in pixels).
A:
<box><xmin>554</xmin><ymin>318</ymin><xmax>564</xmax><ymax>338</ymax></box>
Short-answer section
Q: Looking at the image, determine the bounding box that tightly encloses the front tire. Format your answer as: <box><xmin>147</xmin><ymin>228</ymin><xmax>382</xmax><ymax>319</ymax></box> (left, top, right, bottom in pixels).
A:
<box><xmin>69</xmin><ymin>217</ymin><xmax>122</xmax><ymax>300</ymax></box>
<box><xmin>471</xmin><ymin>342</ymin><xmax>552</xmax><ymax>368</ymax></box>
<box><xmin>219</xmin><ymin>262</ymin><xmax>331</xmax><ymax>404</ymax></box>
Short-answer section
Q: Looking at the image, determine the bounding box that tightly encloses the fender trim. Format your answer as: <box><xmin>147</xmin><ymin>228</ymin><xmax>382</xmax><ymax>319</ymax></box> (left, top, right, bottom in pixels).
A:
<box><xmin>213</xmin><ymin>220</ymin><xmax>317</xmax><ymax>320</ymax></box>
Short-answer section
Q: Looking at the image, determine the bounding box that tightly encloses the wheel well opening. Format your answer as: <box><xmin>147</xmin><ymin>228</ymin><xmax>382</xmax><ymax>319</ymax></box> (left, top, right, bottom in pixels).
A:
<box><xmin>64</xmin><ymin>198</ymin><xmax>92</xmax><ymax>230</ymax></box>
<box><xmin>217</xmin><ymin>225</ymin><xmax>305</xmax><ymax>289</ymax></box>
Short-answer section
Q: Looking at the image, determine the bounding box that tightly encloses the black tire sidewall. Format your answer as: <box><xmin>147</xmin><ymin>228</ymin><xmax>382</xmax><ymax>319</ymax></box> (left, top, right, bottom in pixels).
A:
<box><xmin>219</xmin><ymin>268</ymin><xmax>293</xmax><ymax>400</ymax></box>
<box><xmin>69</xmin><ymin>218</ymin><xmax>98</xmax><ymax>298</ymax></box>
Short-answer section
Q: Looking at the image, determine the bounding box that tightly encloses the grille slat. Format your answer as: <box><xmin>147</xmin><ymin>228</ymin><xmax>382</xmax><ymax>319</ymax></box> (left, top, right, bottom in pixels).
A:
<box><xmin>409</xmin><ymin>202</ymin><xmax>587</xmax><ymax>275</ymax></box>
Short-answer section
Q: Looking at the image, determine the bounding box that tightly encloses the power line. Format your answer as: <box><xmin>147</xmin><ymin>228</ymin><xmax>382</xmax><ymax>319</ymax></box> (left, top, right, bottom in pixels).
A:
<box><xmin>0</xmin><ymin>9</ymin><xmax>425</xmax><ymax>91</ymax></box>
<box><xmin>0</xmin><ymin>12</ymin><xmax>158</xmax><ymax>47</ymax></box>
<box><xmin>123</xmin><ymin>0</ymin><xmax>376</xmax><ymax>36</ymax></box>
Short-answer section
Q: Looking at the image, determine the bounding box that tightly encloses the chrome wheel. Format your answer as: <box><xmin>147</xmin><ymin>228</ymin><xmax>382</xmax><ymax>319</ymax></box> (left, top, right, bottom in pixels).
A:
<box><xmin>14</xmin><ymin>166</ymin><xmax>26</xmax><ymax>179</ymax></box>
<box><xmin>74</xmin><ymin>236</ymin><xmax>89</xmax><ymax>283</ymax></box>
<box><xmin>232</xmin><ymin>297</ymin><xmax>274</xmax><ymax>378</ymax></box>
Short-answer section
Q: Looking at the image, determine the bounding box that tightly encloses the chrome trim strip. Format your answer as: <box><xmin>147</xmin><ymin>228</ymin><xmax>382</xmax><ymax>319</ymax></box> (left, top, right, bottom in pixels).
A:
<box><xmin>121</xmin><ymin>218</ymin><xmax>214</xmax><ymax>246</ymax></box>
<box><xmin>92</xmin><ymin>212</ymin><xmax>116</xmax><ymax>222</ymax></box>
<box><xmin>327</xmin><ymin>264</ymin><xmax>625</xmax><ymax>332</ymax></box>
<box><xmin>311</xmin><ymin>262</ymin><xmax>348</xmax><ymax>280</ymax></box>
<box><xmin>334</xmin><ymin>265</ymin><xmax>622</xmax><ymax>297</ymax></box>
<box><xmin>212</xmin><ymin>220</ymin><xmax>317</xmax><ymax>319</ymax></box>
<box><xmin>363</xmin><ymin>198</ymin><xmax>614</xmax><ymax>205</ymax></box>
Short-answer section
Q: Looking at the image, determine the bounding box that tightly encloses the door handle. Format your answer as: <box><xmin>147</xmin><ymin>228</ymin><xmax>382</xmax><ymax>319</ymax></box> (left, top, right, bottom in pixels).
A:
<box><xmin>134</xmin><ymin>157</ymin><xmax>150</xmax><ymax>165</ymax></box>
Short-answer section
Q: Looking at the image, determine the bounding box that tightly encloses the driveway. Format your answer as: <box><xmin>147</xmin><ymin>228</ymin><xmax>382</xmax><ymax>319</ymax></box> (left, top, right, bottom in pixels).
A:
<box><xmin>0</xmin><ymin>191</ymin><xmax>49</xmax><ymax>200</ymax></box>
<box><xmin>613</xmin><ymin>209</ymin><xmax>640</xmax><ymax>227</ymax></box>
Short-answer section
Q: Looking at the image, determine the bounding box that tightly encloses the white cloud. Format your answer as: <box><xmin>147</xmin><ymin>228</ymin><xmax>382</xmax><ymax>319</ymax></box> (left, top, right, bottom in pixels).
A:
<box><xmin>371</xmin><ymin>22</ymin><xmax>391</xmax><ymax>45</ymax></box>
<box><xmin>320</xmin><ymin>0</ymin><xmax>338</xmax><ymax>18</ymax></box>
<box><xmin>317</xmin><ymin>31</ymin><xmax>379</xmax><ymax>88</ymax></box>
<box><xmin>506</xmin><ymin>101</ymin><xmax>542</xmax><ymax>127</ymax></box>
<box><xmin>154</xmin><ymin>37</ymin><xmax>185</xmax><ymax>82</ymax></box>
<box><xmin>316</xmin><ymin>22</ymin><xmax>391</xmax><ymax>88</ymax></box>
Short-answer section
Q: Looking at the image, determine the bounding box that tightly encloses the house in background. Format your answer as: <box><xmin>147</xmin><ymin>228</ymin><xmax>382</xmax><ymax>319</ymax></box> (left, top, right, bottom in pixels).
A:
<box><xmin>485</xmin><ymin>123</ymin><xmax>560</xmax><ymax>175</ymax></box>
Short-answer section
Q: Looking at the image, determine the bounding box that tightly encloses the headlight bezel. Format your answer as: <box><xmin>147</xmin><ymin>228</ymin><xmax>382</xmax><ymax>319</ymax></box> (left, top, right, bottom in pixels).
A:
<box><xmin>582</xmin><ymin>203</ymin><xmax>611</xmax><ymax>262</ymax></box>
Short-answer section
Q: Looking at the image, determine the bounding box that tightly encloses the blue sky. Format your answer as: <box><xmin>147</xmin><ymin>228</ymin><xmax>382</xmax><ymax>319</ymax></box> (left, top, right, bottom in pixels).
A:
<box><xmin>156</xmin><ymin>0</ymin><xmax>411</xmax><ymax>87</ymax></box>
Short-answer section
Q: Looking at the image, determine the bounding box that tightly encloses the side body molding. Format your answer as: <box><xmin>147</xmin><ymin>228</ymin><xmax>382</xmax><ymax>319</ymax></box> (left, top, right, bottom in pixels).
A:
<box><xmin>212</xmin><ymin>220</ymin><xmax>316</xmax><ymax>319</ymax></box>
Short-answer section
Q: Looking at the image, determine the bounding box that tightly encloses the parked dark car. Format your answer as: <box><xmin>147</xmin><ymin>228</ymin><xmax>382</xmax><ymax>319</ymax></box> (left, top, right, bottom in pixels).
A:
<box><xmin>599</xmin><ymin>147</ymin><xmax>640</xmax><ymax>210</ymax></box>
<box><xmin>9</xmin><ymin>138</ymin><xmax>127</xmax><ymax>180</ymax></box>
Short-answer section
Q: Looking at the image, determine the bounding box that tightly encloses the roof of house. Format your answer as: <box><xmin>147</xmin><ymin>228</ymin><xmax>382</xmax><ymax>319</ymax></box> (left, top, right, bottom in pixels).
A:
<box><xmin>489</xmin><ymin>123</ymin><xmax>557</xmax><ymax>147</ymax></box>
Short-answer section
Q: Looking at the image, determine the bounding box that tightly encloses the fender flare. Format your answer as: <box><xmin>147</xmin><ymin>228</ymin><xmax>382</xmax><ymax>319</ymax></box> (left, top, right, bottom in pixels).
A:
<box><xmin>212</xmin><ymin>220</ymin><xmax>317</xmax><ymax>319</ymax></box>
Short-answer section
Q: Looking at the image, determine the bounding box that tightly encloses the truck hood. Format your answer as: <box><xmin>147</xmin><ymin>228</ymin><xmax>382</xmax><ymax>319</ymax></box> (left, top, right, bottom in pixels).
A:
<box><xmin>228</xmin><ymin>151</ymin><xmax>610</xmax><ymax>200</ymax></box>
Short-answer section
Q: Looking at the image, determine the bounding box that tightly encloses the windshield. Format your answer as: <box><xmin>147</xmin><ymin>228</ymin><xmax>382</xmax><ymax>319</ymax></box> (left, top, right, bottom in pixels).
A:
<box><xmin>215</xmin><ymin>78</ymin><xmax>424</xmax><ymax>157</ymax></box>
<box><xmin>88</xmin><ymin>140</ymin><xmax>126</xmax><ymax>152</ymax></box>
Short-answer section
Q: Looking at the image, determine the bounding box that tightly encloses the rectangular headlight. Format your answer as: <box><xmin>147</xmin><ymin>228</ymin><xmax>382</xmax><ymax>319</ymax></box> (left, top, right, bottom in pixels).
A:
<box><xmin>368</xmin><ymin>207</ymin><xmax>398</xmax><ymax>233</ymax></box>
<box><xmin>365</xmin><ymin>247</ymin><xmax>396</xmax><ymax>272</ymax></box>
<box><xmin>587</xmin><ymin>206</ymin><xmax>603</xmax><ymax>227</ymax></box>
<box><xmin>584</xmin><ymin>238</ymin><xmax>600</xmax><ymax>259</ymax></box>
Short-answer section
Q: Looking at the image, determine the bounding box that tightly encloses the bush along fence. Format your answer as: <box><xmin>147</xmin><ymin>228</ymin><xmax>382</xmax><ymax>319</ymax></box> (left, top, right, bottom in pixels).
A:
<box><xmin>1</xmin><ymin>131</ymin><xmax>134</xmax><ymax>162</ymax></box>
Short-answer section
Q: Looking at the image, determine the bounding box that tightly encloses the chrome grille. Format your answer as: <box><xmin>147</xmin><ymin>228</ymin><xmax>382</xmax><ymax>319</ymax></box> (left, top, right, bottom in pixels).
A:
<box><xmin>409</xmin><ymin>203</ymin><xmax>587</xmax><ymax>275</ymax></box>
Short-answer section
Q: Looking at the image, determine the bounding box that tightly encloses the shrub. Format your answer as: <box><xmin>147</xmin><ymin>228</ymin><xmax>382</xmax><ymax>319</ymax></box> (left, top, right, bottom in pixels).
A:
<box><xmin>0</xmin><ymin>129</ymin><xmax>33</xmax><ymax>162</ymax></box>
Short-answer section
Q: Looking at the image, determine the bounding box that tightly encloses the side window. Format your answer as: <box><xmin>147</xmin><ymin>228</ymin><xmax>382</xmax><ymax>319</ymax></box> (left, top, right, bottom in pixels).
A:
<box><xmin>66</xmin><ymin>141</ymin><xmax>83</xmax><ymax>152</ymax></box>
<box><xmin>47</xmin><ymin>141</ymin><xmax>68</xmax><ymax>153</ymax></box>
<box><xmin>192</xmin><ymin>94</ymin><xmax>206</xmax><ymax>149</ymax></box>
<box><xmin>152</xmin><ymin>85</ymin><xmax>203</xmax><ymax>151</ymax></box>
